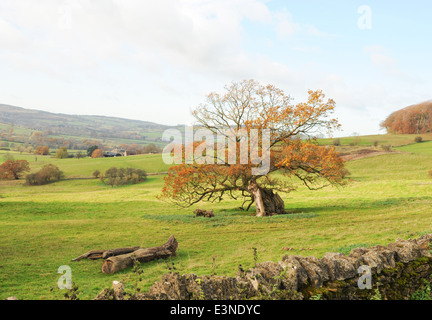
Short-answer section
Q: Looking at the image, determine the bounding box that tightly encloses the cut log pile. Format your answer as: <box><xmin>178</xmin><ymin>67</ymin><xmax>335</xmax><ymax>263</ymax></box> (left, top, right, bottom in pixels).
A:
<box><xmin>71</xmin><ymin>235</ymin><xmax>178</xmax><ymax>274</ymax></box>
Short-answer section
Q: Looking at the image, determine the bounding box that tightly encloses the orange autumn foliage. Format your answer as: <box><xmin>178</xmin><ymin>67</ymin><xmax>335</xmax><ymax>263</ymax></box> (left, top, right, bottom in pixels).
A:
<box><xmin>0</xmin><ymin>160</ymin><xmax>30</xmax><ymax>180</ymax></box>
<box><xmin>381</xmin><ymin>100</ymin><xmax>432</xmax><ymax>134</ymax></box>
<box><xmin>91</xmin><ymin>149</ymin><xmax>104</xmax><ymax>158</ymax></box>
<box><xmin>160</xmin><ymin>140</ymin><xmax>346</xmax><ymax>208</ymax></box>
<box><xmin>158</xmin><ymin>80</ymin><xmax>347</xmax><ymax>216</ymax></box>
<box><xmin>34</xmin><ymin>146</ymin><xmax>50</xmax><ymax>155</ymax></box>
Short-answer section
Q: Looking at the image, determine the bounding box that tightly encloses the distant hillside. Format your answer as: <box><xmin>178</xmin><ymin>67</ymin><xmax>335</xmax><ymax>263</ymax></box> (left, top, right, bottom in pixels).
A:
<box><xmin>381</xmin><ymin>100</ymin><xmax>432</xmax><ymax>134</ymax></box>
<box><xmin>0</xmin><ymin>103</ymin><xmax>183</xmax><ymax>150</ymax></box>
<box><xmin>0</xmin><ymin>103</ymin><xmax>177</xmax><ymax>138</ymax></box>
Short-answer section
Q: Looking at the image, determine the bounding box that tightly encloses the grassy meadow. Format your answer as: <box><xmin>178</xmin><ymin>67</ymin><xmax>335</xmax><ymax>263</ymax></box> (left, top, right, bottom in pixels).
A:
<box><xmin>318</xmin><ymin>133</ymin><xmax>432</xmax><ymax>147</ymax></box>
<box><xmin>1</xmin><ymin>134</ymin><xmax>432</xmax><ymax>300</ymax></box>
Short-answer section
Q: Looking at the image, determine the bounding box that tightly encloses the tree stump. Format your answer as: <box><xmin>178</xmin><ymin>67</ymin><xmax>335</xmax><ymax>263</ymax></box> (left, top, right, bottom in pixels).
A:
<box><xmin>194</xmin><ymin>209</ymin><xmax>214</xmax><ymax>218</ymax></box>
<box><xmin>248</xmin><ymin>181</ymin><xmax>286</xmax><ymax>216</ymax></box>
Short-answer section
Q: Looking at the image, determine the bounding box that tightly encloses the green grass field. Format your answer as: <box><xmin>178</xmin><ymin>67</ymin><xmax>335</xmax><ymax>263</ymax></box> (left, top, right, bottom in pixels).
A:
<box><xmin>1</xmin><ymin>134</ymin><xmax>432</xmax><ymax>300</ymax></box>
<box><xmin>318</xmin><ymin>133</ymin><xmax>432</xmax><ymax>147</ymax></box>
<box><xmin>394</xmin><ymin>141</ymin><xmax>432</xmax><ymax>155</ymax></box>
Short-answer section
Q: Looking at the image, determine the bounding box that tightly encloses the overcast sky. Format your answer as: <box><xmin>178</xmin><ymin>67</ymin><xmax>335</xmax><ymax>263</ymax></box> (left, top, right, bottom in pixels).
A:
<box><xmin>1</xmin><ymin>0</ymin><xmax>431</xmax><ymax>136</ymax></box>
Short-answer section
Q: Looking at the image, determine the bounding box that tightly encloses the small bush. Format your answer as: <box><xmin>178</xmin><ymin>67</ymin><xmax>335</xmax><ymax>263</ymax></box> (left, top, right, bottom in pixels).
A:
<box><xmin>332</xmin><ymin>138</ymin><xmax>341</xmax><ymax>146</ymax></box>
<box><xmin>415</xmin><ymin>136</ymin><xmax>423</xmax><ymax>143</ymax></box>
<box><xmin>55</xmin><ymin>147</ymin><xmax>69</xmax><ymax>159</ymax></box>
<box><xmin>373</xmin><ymin>141</ymin><xmax>379</xmax><ymax>147</ymax></box>
<box><xmin>25</xmin><ymin>164</ymin><xmax>64</xmax><ymax>185</ymax></box>
<box><xmin>75</xmin><ymin>151</ymin><xmax>84</xmax><ymax>159</ymax></box>
<box><xmin>92</xmin><ymin>170</ymin><xmax>101</xmax><ymax>179</ymax></box>
<box><xmin>353</xmin><ymin>137</ymin><xmax>361</xmax><ymax>146</ymax></box>
<box><xmin>349</xmin><ymin>137</ymin><xmax>361</xmax><ymax>146</ymax></box>
<box><xmin>381</xmin><ymin>144</ymin><xmax>392</xmax><ymax>152</ymax></box>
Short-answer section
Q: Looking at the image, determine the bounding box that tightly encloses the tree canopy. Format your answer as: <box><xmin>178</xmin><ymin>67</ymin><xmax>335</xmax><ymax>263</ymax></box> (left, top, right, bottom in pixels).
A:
<box><xmin>87</xmin><ymin>145</ymin><xmax>99</xmax><ymax>157</ymax></box>
<box><xmin>159</xmin><ymin>80</ymin><xmax>347</xmax><ymax>217</ymax></box>
<box><xmin>34</xmin><ymin>146</ymin><xmax>49</xmax><ymax>155</ymax></box>
<box><xmin>0</xmin><ymin>160</ymin><xmax>30</xmax><ymax>180</ymax></box>
<box><xmin>55</xmin><ymin>147</ymin><xmax>69</xmax><ymax>159</ymax></box>
<box><xmin>25</xmin><ymin>164</ymin><xmax>64</xmax><ymax>186</ymax></box>
<box><xmin>381</xmin><ymin>101</ymin><xmax>432</xmax><ymax>134</ymax></box>
<box><xmin>91</xmin><ymin>149</ymin><xmax>104</xmax><ymax>158</ymax></box>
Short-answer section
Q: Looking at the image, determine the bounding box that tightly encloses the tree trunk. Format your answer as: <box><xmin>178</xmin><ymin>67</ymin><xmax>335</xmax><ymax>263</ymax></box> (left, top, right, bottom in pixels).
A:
<box><xmin>260</xmin><ymin>188</ymin><xmax>285</xmax><ymax>216</ymax></box>
<box><xmin>248</xmin><ymin>181</ymin><xmax>285</xmax><ymax>217</ymax></box>
<box><xmin>101</xmin><ymin>235</ymin><xmax>178</xmax><ymax>274</ymax></box>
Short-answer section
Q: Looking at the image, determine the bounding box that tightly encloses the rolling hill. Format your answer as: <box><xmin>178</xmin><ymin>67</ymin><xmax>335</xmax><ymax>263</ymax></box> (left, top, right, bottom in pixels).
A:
<box><xmin>0</xmin><ymin>104</ymin><xmax>183</xmax><ymax>149</ymax></box>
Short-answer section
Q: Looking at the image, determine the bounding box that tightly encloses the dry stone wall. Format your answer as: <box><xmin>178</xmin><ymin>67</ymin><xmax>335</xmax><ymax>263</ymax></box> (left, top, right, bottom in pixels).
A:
<box><xmin>96</xmin><ymin>234</ymin><xmax>432</xmax><ymax>300</ymax></box>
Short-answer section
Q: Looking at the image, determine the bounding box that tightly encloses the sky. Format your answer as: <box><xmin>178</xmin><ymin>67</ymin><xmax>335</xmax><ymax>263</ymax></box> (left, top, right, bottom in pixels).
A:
<box><xmin>0</xmin><ymin>0</ymin><xmax>431</xmax><ymax>137</ymax></box>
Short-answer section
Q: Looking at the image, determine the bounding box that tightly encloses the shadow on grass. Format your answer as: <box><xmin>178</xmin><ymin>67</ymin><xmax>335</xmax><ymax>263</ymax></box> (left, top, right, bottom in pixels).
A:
<box><xmin>284</xmin><ymin>196</ymin><xmax>432</xmax><ymax>214</ymax></box>
<box><xmin>141</xmin><ymin>210</ymin><xmax>319</xmax><ymax>227</ymax></box>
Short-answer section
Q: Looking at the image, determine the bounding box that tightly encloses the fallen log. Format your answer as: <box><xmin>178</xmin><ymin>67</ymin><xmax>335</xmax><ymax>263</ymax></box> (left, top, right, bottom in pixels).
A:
<box><xmin>102</xmin><ymin>247</ymin><xmax>141</xmax><ymax>259</ymax></box>
<box><xmin>72</xmin><ymin>246</ymin><xmax>141</xmax><ymax>261</ymax></box>
<box><xmin>72</xmin><ymin>250</ymin><xmax>105</xmax><ymax>261</ymax></box>
<box><xmin>101</xmin><ymin>235</ymin><xmax>178</xmax><ymax>274</ymax></box>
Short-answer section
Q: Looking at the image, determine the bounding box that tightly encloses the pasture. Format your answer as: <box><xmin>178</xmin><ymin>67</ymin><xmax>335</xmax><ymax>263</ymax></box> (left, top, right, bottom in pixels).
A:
<box><xmin>1</xmin><ymin>136</ymin><xmax>432</xmax><ymax>299</ymax></box>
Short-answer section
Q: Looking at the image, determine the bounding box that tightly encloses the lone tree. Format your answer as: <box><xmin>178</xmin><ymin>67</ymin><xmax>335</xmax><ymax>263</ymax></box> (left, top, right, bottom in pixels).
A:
<box><xmin>34</xmin><ymin>146</ymin><xmax>50</xmax><ymax>156</ymax></box>
<box><xmin>25</xmin><ymin>164</ymin><xmax>64</xmax><ymax>186</ymax></box>
<box><xmin>159</xmin><ymin>80</ymin><xmax>347</xmax><ymax>217</ymax></box>
<box><xmin>0</xmin><ymin>160</ymin><xmax>30</xmax><ymax>180</ymax></box>
<box><xmin>91</xmin><ymin>149</ymin><xmax>104</xmax><ymax>158</ymax></box>
<box><xmin>75</xmin><ymin>151</ymin><xmax>84</xmax><ymax>159</ymax></box>
<box><xmin>55</xmin><ymin>147</ymin><xmax>69</xmax><ymax>159</ymax></box>
<box><xmin>87</xmin><ymin>145</ymin><xmax>99</xmax><ymax>157</ymax></box>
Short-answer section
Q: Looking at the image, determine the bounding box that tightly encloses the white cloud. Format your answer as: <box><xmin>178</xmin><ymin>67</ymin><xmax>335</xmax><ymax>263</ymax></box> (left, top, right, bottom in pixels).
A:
<box><xmin>304</xmin><ymin>25</ymin><xmax>336</xmax><ymax>38</ymax></box>
<box><xmin>364</xmin><ymin>46</ymin><xmax>397</xmax><ymax>74</ymax></box>
<box><xmin>274</xmin><ymin>9</ymin><xmax>300</xmax><ymax>37</ymax></box>
<box><xmin>0</xmin><ymin>1</ymin><xmax>274</xmax><ymax>78</ymax></box>
<box><xmin>363</xmin><ymin>45</ymin><xmax>417</xmax><ymax>83</ymax></box>
<box><xmin>0</xmin><ymin>0</ymin><xmax>332</xmax><ymax>83</ymax></box>
<box><xmin>0</xmin><ymin>0</ymin><xmax>428</xmax><ymax>136</ymax></box>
